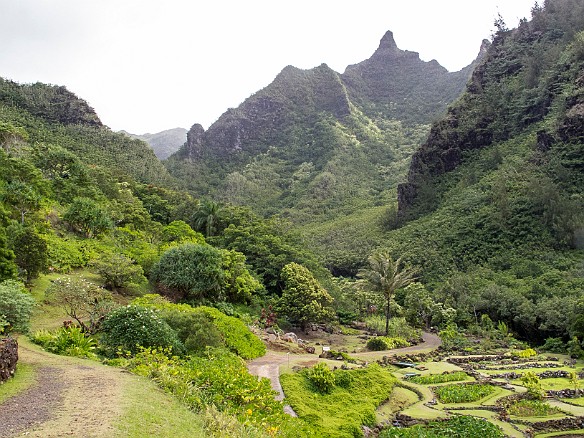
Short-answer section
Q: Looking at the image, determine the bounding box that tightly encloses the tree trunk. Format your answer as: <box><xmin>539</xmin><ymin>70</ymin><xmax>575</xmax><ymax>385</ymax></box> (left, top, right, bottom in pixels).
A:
<box><xmin>385</xmin><ymin>295</ymin><xmax>391</xmax><ymax>335</ymax></box>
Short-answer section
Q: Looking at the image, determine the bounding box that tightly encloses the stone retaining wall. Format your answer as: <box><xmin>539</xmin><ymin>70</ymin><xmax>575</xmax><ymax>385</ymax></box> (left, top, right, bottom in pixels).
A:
<box><xmin>0</xmin><ymin>337</ymin><xmax>18</xmax><ymax>383</ymax></box>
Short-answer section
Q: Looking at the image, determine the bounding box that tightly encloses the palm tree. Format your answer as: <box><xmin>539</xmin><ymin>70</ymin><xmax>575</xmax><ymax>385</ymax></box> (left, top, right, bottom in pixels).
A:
<box><xmin>358</xmin><ymin>251</ymin><xmax>416</xmax><ymax>335</ymax></box>
<box><xmin>192</xmin><ymin>198</ymin><xmax>220</xmax><ymax>237</ymax></box>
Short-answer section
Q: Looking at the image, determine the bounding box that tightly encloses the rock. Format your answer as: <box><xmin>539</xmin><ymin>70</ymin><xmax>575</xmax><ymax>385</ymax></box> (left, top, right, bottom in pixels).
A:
<box><xmin>282</xmin><ymin>332</ymin><xmax>298</xmax><ymax>343</ymax></box>
<box><xmin>0</xmin><ymin>337</ymin><xmax>18</xmax><ymax>383</ymax></box>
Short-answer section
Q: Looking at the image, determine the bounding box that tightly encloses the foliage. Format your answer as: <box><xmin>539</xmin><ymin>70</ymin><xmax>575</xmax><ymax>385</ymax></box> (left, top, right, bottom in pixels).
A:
<box><xmin>162</xmin><ymin>311</ymin><xmax>224</xmax><ymax>355</ymax></box>
<box><xmin>407</xmin><ymin>372</ymin><xmax>468</xmax><ymax>385</ymax></box>
<box><xmin>364</xmin><ymin>316</ymin><xmax>422</xmax><ymax>341</ymax></box>
<box><xmin>438</xmin><ymin>324</ymin><xmax>470</xmax><ymax>351</ymax></box>
<box><xmin>567</xmin><ymin>336</ymin><xmax>584</xmax><ymax>359</ymax></box>
<box><xmin>276</xmin><ymin>262</ymin><xmax>335</xmax><ymax>330</ymax></box>
<box><xmin>541</xmin><ymin>337</ymin><xmax>566</xmax><ymax>353</ymax></box>
<box><xmin>358</xmin><ymin>251</ymin><xmax>416</xmax><ymax>335</ymax></box>
<box><xmin>306</xmin><ymin>362</ymin><xmax>336</xmax><ymax>394</ymax></box>
<box><xmin>219</xmin><ymin>249</ymin><xmax>264</xmax><ymax>303</ymax></box>
<box><xmin>160</xmin><ymin>220</ymin><xmax>204</xmax><ymax>245</ymax></box>
<box><xmin>125</xmin><ymin>347</ymin><xmax>302</xmax><ymax>436</ymax></box>
<box><xmin>0</xmin><ymin>208</ymin><xmax>17</xmax><ymax>281</ymax></box>
<box><xmin>150</xmin><ymin>243</ymin><xmax>224</xmax><ymax>302</ymax></box>
<box><xmin>91</xmin><ymin>252</ymin><xmax>146</xmax><ymax>292</ymax></box>
<box><xmin>31</xmin><ymin>325</ymin><xmax>97</xmax><ymax>358</ymax></box>
<box><xmin>380</xmin><ymin>415</ymin><xmax>504</xmax><ymax>438</ymax></box>
<box><xmin>6</xmin><ymin>224</ymin><xmax>48</xmax><ymax>282</ymax></box>
<box><xmin>131</xmin><ymin>295</ymin><xmax>266</xmax><ymax>359</ymax></box>
<box><xmin>281</xmin><ymin>363</ymin><xmax>398</xmax><ymax>438</ymax></box>
<box><xmin>520</xmin><ymin>371</ymin><xmax>544</xmax><ymax>400</ymax></box>
<box><xmin>517</xmin><ymin>348</ymin><xmax>537</xmax><ymax>358</ymax></box>
<box><xmin>45</xmin><ymin>277</ymin><xmax>116</xmax><ymax>334</ymax></box>
<box><xmin>62</xmin><ymin>197</ymin><xmax>113</xmax><ymax>237</ymax></box>
<box><xmin>366</xmin><ymin>336</ymin><xmax>410</xmax><ymax>351</ymax></box>
<box><xmin>507</xmin><ymin>399</ymin><xmax>561</xmax><ymax>417</ymax></box>
<box><xmin>433</xmin><ymin>383</ymin><xmax>495</xmax><ymax>403</ymax></box>
<box><xmin>0</xmin><ymin>279</ymin><xmax>34</xmax><ymax>333</ymax></box>
<box><xmin>100</xmin><ymin>305</ymin><xmax>184</xmax><ymax>357</ymax></box>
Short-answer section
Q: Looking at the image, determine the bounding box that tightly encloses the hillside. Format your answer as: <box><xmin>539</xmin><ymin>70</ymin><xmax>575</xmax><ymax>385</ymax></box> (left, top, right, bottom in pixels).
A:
<box><xmin>121</xmin><ymin>128</ymin><xmax>187</xmax><ymax>160</ymax></box>
<box><xmin>381</xmin><ymin>0</ymin><xmax>584</xmax><ymax>341</ymax></box>
<box><xmin>165</xmin><ymin>31</ymin><xmax>482</xmax><ymax>221</ymax></box>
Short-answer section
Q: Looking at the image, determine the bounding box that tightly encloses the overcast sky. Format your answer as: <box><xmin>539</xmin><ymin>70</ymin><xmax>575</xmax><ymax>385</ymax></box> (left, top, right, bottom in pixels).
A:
<box><xmin>0</xmin><ymin>0</ymin><xmax>537</xmax><ymax>134</ymax></box>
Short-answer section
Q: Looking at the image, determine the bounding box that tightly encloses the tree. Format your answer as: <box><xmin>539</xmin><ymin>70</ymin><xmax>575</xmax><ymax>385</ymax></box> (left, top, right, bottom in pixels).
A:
<box><xmin>45</xmin><ymin>277</ymin><xmax>116</xmax><ymax>334</ymax></box>
<box><xmin>220</xmin><ymin>249</ymin><xmax>264</xmax><ymax>303</ymax></box>
<box><xmin>0</xmin><ymin>280</ymin><xmax>35</xmax><ymax>333</ymax></box>
<box><xmin>0</xmin><ymin>207</ymin><xmax>17</xmax><ymax>281</ymax></box>
<box><xmin>1</xmin><ymin>180</ymin><xmax>41</xmax><ymax>223</ymax></box>
<box><xmin>276</xmin><ymin>262</ymin><xmax>334</xmax><ymax>331</ymax></box>
<box><xmin>150</xmin><ymin>243</ymin><xmax>224</xmax><ymax>302</ymax></box>
<box><xmin>358</xmin><ymin>251</ymin><xmax>416</xmax><ymax>335</ymax></box>
<box><xmin>91</xmin><ymin>252</ymin><xmax>146</xmax><ymax>292</ymax></box>
<box><xmin>6</xmin><ymin>224</ymin><xmax>48</xmax><ymax>283</ymax></box>
<box><xmin>62</xmin><ymin>197</ymin><xmax>112</xmax><ymax>238</ymax></box>
<box><xmin>192</xmin><ymin>198</ymin><xmax>220</xmax><ymax>237</ymax></box>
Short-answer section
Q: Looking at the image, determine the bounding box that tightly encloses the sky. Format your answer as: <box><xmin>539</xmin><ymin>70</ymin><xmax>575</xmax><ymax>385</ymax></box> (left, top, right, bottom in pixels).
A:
<box><xmin>0</xmin><ymin>0</ymin><xmax>537</xmax><ymax>134</ymax></box>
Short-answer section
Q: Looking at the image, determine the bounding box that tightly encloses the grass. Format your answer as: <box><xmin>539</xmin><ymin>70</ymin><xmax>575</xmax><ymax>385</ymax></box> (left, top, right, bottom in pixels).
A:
<box><xmin>281</xmin><ymin>363</ymin><xmax>397</xmax><ymax>438</ymax></box>
<box><xmin>376</xmin><ymin>386</ymin><xmax>419</xmax><ymax>422</ymax></box>
<box><xmin>408</xmin><ymin>371</ymin><xmax>468</xmax><ymax>385</ymax></box>
<box><xmin>568</xmin><ymin>397</ymin><xmax>584</xmax><ymax>406</ymax></box>
<box><xmin>0</xmin><ymin>362</ymin><xmax>36</xmax><ymax>403</ymax></box>
<box><xmin>507</xmin><ymin>399</ymin><xmax>562</xmax><ymax>417</ymax></box>
<box><xmin>114</xmin><ymin>375</ymin><xmax>207</xmax><ymax>438</ymax></box>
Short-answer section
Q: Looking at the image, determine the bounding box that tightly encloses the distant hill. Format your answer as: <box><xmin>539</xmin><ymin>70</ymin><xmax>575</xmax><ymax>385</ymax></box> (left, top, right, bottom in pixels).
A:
<box><xmin>121</xmin><ymin>128</ymin><xmax>187</xmax><ymax>160</ymax></box>
<box><xmin>165</xmin><ymin>31</ymin><xmax>483</xmax><ymax>220</ymax></box>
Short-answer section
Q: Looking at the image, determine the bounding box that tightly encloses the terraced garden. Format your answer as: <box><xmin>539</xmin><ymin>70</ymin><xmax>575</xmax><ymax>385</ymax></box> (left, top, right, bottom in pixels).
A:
<box><xmin>375</xmin><ymin>352</ymin><xmax>584</xmax><ymax>437</ymax></box>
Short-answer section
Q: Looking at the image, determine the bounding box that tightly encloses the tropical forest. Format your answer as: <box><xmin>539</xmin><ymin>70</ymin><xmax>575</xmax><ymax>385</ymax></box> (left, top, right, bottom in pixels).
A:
<box><xmin>0</xmin><ymin>1</ymin><xmax>583</xmax><ymax>437</ymax></box>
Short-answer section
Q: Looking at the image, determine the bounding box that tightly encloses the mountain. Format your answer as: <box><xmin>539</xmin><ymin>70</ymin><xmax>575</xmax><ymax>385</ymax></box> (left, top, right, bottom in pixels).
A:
<box><xmin>380</xmin><ymin>0</ymin><xmax>584</xmax><ymax>341</ymax></box>
<box><xmin>165</xmin><ymin>31</ymin><xmax>483</xmax><ymax>220</ymax></box>
<box><xmin>121</xmin><ymin>128</ymin><xmax>187</xmax><ymax>160</ymax></box>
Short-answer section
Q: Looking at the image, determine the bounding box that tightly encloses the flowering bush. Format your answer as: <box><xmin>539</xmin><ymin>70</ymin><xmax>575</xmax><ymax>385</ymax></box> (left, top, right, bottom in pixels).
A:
<box><xmin>100</xmin><ymin>305</ymin><xmax>184</xmax><ymax>356</ymax></box>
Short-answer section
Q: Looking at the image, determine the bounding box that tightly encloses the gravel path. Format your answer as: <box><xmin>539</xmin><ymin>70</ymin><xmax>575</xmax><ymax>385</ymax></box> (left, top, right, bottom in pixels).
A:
<box><xmin>0</xmin><ymin>340</ymin><xmax>126</xmax><ymax>438</ymax></box>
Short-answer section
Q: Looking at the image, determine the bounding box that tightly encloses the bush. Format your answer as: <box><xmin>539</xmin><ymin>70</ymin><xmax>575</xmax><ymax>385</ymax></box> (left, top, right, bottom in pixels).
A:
<box><xmin>521</xmin><ymin>371</ymin><xmax>544</xmax><ymax>400</ymax></box>
<box><xmin>0</xmin><ymin>279</ymin><xmax>35</xmax><ymax>333</ymax></box>
<box><xmin>91</xmin><ymin>252</ymin><xmax>146</xmax><ymax>292</ymax></box>
<box><xmin>365</xmin><ymin>316</ymin><xmax>421</xmax><ymax>341</ymax></box>
<box><xmin>31</xmin><ymin>325</ymin><xmax>96</xmax><ymax>358</ymax></box>
<box><xmin>306</xmin><ymin>363</ymin><xmax>336</xmax><ymax>394</ymax></box>
<box><xmin>367</xmin><ymin>336</ymin><xmax>410</xmax><ymax>351</ymax></box>
<box><xmin>100</xmin><ymin>305</ymin><xmax>184</xmax><ymax>357</ymax></box>
<box><xmin>380</xmin><ymin>415</ymin><xmax>504</xmax><ymax>438</ymax></box>
<box><xmin>163</xmin><ymin>311</ymin><xmax>223</xmax><ymax>355</ymax></box>
<box><xmin>517</xmin><ymin>348</ymin><xmax>537</xmax><ymax>358</ymax></box>
<box><xmin>132</xmin><ymin>295</ymin><xmax>266</xmax><ymax>359</ymax></box>
<box><xmin>540</xmin><ymin>337</ymin><xmax>566</xmax><ymax>353</ymax></box>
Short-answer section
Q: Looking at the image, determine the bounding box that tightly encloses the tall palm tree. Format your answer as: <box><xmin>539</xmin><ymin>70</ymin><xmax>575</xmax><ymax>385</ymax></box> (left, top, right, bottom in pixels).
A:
<box><xmin>192</xmin><ymin>198</ymin><xmax>220</xmax><ymax>237</ymax></box>
<box><xmin>358</xmin><ymin>251</ymin><xmax>416</xmax><ymax>335</ymax></box>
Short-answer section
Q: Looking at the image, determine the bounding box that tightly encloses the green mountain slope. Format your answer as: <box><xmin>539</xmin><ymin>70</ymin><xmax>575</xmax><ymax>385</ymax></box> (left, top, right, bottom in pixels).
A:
<box><xmin>384</xmin><ymin>0</ymin><xmax>584</xmax><ymax>341</ymax></box>
<box><xmin>165</xmin><ymin>31</ymin><xmax>481</xmax><ymax>221</ymax></box>
<box><xmin>121</xmin><ymin>128</ymin><xmax>187</xmax><ymax>160</ymax></box>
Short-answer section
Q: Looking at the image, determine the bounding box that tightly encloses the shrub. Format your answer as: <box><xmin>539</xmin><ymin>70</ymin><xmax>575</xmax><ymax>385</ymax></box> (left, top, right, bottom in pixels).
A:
<box><xmin>365</xmin><ymin>316</ymin><xmax>421</xmax><ymax>341</ymax></box>
<box><xmin>333</xmin><ymin>369</ymin><xmax>354</xmax><ymax>389</ymax></box>
<box><xmin>131</xmin><ymin>295</ymin><xmax>266</xmax><ymax>359</ymax></box>
<box><xmin>306</xmin><ymin>363</ymin><xmax>336</xmax><ymax>394</ymax></box>
<box><xmin>100</xmin><ymin>305</ymin><xmax>184</xmax><ymax>357</ymax></box>
<box><xmin>540</xmin><ymin>337</ymin><xmax>566</xmax><ymax>353</ymax></box>
<box><xmin>433</xmin><ymin>383</ymin><xmax>495</xmax><ymax>403</ymax></box>
<box><xmin>0</xmin><ymin>279</ymin><xmax>35</xmax><ymax>333</ymax></box>
<box><xmin>91</xmin><ymin>252</ymin><xmax>146</xmax><ymax>292</ymax></box>
<box><xmin>521</xmin><ymin>371</ymin><xmax>544</xmax><ymax>400</ymax></box>
<box><xmin>31</xmin><ymin>325</ymin><xmax>96</xmax><ymax>358</ymax></box>
<box><xmin>367</xmin><ymin>336</ymin><xmax>410</xmax><ymax>351</ymax></box>
<box><xmin>163</xmin><ymin>311</ymin><xmax>223</xmax><ymax>355</ymax></box>
<box><xmin>150</xmin><ymin>243</ymin><xmax>224</xmax><ymax>302</ymax></box>
<box><xmin>517</xmin><ymin>348</ymin><xmax>537</xmax><ymax>358</ymax></box>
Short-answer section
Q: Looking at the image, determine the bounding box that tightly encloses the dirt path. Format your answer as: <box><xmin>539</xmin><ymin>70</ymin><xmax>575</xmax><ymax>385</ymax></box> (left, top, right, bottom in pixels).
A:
<box><xmin>246</xmin><ymin>332</ymin><xmax>442</xmax><ymax>417</ymax></box>
<box><xmin>0</xmin><ymin>339</ymin><xmax>128</xmax><ymax>437</ymax></box>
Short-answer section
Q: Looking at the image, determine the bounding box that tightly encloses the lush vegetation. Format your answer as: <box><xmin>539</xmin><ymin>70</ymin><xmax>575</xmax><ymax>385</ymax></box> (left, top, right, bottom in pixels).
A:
<box><xmin>407</xmin><ymin>372</ymin><xmax>468</xmax><ymax>385</ymax></box>
<box><xmin>433</xmin><ymin>383</ymin><xmax>496</xmax><ymax>404</ymax></box>
<box><xmin>280</xmin><ymin>363</ymin><xmax>398</xmax><ymax>438</ymax></box>
<box><xmin>380</xmin><ymin>416</ymin><xmax>504</xmax><ymax>438</ymax></box>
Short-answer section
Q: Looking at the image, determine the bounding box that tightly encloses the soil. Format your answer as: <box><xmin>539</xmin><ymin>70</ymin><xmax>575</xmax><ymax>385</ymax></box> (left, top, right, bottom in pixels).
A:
<box><xmin>0</xmin><ymin>340</ymin><xmax>127</xmax><ymax>438</ymax></box>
